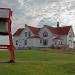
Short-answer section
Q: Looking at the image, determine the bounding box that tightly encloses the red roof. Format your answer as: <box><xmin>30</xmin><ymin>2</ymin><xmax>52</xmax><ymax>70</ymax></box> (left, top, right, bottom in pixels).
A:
<box><xmin>48</xmin><ymin>26</ymin><xmax>71</xmax><ymax>35</ymax></box>
<box><xmin>13</xmin><ymin>28</ymin><xmax>24</xmax><ymax>36</ymax></box>
<box><xmin>13</xmin><ymin>26</ymin><xmax>40</xmax><ymax>36</ymax></box>
<box><xmin>13</xmin><ymin>25</ymin><xmax>71</xmax><ymax>36</ymax></box>
<box><xmin>28</xmin><ymin>26</ymin><xmax>40</xmax><ymax>35</ymax></box>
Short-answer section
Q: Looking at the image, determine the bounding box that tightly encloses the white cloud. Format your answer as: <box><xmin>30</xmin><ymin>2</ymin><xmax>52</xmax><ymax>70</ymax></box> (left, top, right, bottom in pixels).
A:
<box><xmin>0</xmin><ymin>0</ymin><xmax>75</xmax><ymax>34</ymax></box>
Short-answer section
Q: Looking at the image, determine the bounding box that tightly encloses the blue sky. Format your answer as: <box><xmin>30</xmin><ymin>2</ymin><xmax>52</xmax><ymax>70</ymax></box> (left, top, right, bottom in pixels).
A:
<box><xmin>0</xmin><ymin>0</ymin><xmax>75</xmax><ymax>34</ymax></box>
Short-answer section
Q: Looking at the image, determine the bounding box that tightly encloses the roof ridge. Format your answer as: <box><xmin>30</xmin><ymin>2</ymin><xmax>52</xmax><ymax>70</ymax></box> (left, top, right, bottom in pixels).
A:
<box><xmin>13</xmin><ymin>25</ymin><xmax>72</xmax><ymax>36</ymax></box>
<box><xmin>48</xmin><ymin>25</ymin><xmax>71</xmax><ymax>35</ymax></box>
<box><xmin>13</xmin><ymin>28</ymin><xmax>24</xmax><ymax>36</ymax></box>
<box><xmin>28</xmin><ymin>25</ymin><xmax>40</xmax><ymax>29</ymax></box>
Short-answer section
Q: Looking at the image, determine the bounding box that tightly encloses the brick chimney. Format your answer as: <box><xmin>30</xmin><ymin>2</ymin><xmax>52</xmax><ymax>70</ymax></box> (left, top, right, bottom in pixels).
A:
<box><xmin>25</xmin><ymin>24</ymin><xmax>27</xmax><ymax>27</ymax></box>
<box><xmin>57</xmin><ymin>22</ymin><xmax>59</xmax><ymax>27</ymax></box>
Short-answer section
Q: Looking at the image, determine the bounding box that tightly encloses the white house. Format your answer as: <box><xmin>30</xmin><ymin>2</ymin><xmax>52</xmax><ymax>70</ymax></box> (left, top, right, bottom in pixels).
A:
<box><xmin>13</xmin><ymin>23</ymin><xmax>74</xmax><ymax>49</ymax></box>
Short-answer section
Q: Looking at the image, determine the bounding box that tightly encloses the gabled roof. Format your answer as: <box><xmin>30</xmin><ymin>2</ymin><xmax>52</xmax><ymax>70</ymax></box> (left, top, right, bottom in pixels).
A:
<box><xmin>13</xmin><ymin>25</ymin><xmax>71</xmax><ymax>37</ymax></box>
<box><xmin>13</xmin><ymin>26</ymin><xmax>40</xmax><ymax>36</ymax></box>
<box><xmin>48</xmin><ymin>26</ymin><xmax>71</xmax><ymax>35</ymax></box>
<box><xmin>28</xmin><ymin>26</ymin><xmax>40</xmax><ymax>35</ymax></box>
<box><xmin>13</xmin><ymin>28</ymin><xmax>24</xmax><ymax>36</ymax></box>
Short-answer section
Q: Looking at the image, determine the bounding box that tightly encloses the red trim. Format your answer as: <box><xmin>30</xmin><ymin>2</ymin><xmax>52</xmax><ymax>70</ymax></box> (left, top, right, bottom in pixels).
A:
<box><xmin>0</xmin><ymin>45</ymin><xmax>9</xmax><ymax>46</ymax></box>
<box><xmin>8</xmin><ymin>10</ymin><xmax>15</xmax><ymax>61</ymax></box>
<box><xmin>0</xmin><ymin>45</ymin><xmax>10</xmax><ymax>49</ymax></box>
<box><xmin>0</xmin><ymin>17</ymin><xmax>8</xmax><ymax>19</ymax></box>
<box><xmin>0</xmin><ymin>8</ymin><xmax>11</xmax><ymax>10</ymax></box>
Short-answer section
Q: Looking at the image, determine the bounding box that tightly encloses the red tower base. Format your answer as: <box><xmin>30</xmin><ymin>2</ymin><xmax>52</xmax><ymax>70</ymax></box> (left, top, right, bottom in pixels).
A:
<box><xmin>8</xmin><ymin>45</ymin><xmax>15</xmax><ymax>63</ymax></box>
<box><xmin>0</xmin><ymin>45</ymin><xmax>15</xmax><ymax>63</ymax></box>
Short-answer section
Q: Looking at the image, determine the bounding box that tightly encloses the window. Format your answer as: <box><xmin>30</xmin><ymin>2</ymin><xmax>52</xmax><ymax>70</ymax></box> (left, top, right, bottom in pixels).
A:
<box><xmin>54</xmin><ymin>42</ymin><xmax>56</xmax><ymax>45</ymax></box>
<box><xmin>43</xmin><ymin>31</ymin><xmax>48</xmax><ymax>37</ymax></box>
<box><xmin>69</xmin><ymin>34</ymin><xmax>72</xmax><ymax>37</ymax></box>
<box><xmin>16</xmin><ymin>40</ymin><xmax>18</xmax><ymax>45</ymax></box>
<box><xmin>24</xmin><ymin>40</ymin><xmax>27</xmax><ymax>45</ymax></box>
<box><xmin>29</xmin><ymin>32</ymin><xmax>31</xmax><ymax>37</ymax></box>
<box><xmin>40</xmin><ymin>39</ymin><xmax>42</xmax><ymax>43</ymax></box>
<box><xmin>25</xmin><ymin>32</ymin><xmax>31</xmax><ymax>37</ymax></box>
<box><xmin>59</xmin><ymin>41</ymin><xmax>61</xmax><ymax>45</ymax></box>
<box><xmin>58</xmin><ymin>40</ymin><xmax>62</xmax><ymax>45</ymax></box>
<box><xmin>43</xmin><ymin>39</ymin><xmax>48</xmax><ymax>45</ymax></box>
<box><xmin>61</xmin><ymin>41</ymin><xmax>62</xmax><ymax>45</ymax></box>
<box><xmin>25</xmin><ymin>32</ymin><xmax>27</xmax><ymax>37</ymax></box>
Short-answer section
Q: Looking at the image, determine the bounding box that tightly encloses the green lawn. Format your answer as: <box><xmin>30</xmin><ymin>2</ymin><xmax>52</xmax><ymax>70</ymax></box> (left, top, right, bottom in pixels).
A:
<box><xmin>0</xmin><ymin>49</ymin><xmax>75</xmax><ymax>75</ymax></box>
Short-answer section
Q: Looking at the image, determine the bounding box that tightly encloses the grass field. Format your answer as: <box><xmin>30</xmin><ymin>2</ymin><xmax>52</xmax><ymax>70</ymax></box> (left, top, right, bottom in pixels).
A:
<box><xmin>0</xmin><ymin>49</ymin><xmax>75</xmax><ymax>75</ymax></box>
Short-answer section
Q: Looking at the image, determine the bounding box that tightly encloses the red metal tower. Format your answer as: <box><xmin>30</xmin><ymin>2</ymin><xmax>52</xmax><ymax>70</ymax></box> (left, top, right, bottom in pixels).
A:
<box><xmin>0</xmin><ymin>8</ymin><xmax>15</xmax><ymax>63</ymax></box>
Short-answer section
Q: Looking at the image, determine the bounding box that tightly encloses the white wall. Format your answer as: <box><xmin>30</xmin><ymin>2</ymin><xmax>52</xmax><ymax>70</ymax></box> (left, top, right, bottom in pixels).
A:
<box><xmin>67</xmin><ymin>27</ymin><xmax>74</xmax><ymax>48</ymax></box>
<box><xmin>0</xmin><ymin>9</ymin><xmax>9</xmax><ymax>18</ymax></box>
<box><xmin>27</xmin><ymin>38</ymin><xmax>41</xmax><ymax>48</ymax></box>
<box><xmin>13</xmin><ymin>25</ymin><xmax>74</xmax><ymax>49</ymax></box>
<box><xmin>53</xmin><ymin>34</ymin><xmax>67</xmax><ymax>45</ymax></box>
<box><xmin>13</xmin><ymin>36</ymin><xmax>20</xmax><ymax>49</ymax></box>
<box><xmin>39</xmin><ymin>26</ymin><xmax>53</xmax><ymax>47</ymax></box>
<box><xmin>13</xmin><ymin>26</ymin><xmax>34</xmax><ymax>49</ymax></box>
<box><xmin>73</xmin><ymin>42</ymin><xmax>75</xmax><ymax>49</ymax></box>
<box><xmin>19</xmin><ymin>26</ymin><xmax>34</xmax><ymax>48</ymax></box>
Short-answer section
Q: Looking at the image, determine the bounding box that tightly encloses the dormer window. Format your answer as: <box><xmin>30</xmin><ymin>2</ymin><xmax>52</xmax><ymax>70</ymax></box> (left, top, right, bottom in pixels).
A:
<box><xmin>25</xmin><ymin>32</ymin><xmax>27</xmax><ymax>37</ymax></box>
<box><xmin>25</xmin><ymin>32</ymin><xmax>31</xmax><ymax>37</ymax></box>
<box><xmin>16</xmin><ymin>40</ymin><xmax>18</xmax><ymax>45</ymax></box>
<box><xmin>29</xmin><ymin>32</ymin><xmax>31</xmax><ymax>37</ymax></box>
<box><xmin>43</xmin><ymin>31</ymin><xmax>48</xmax><ymax>37</ymax></box>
